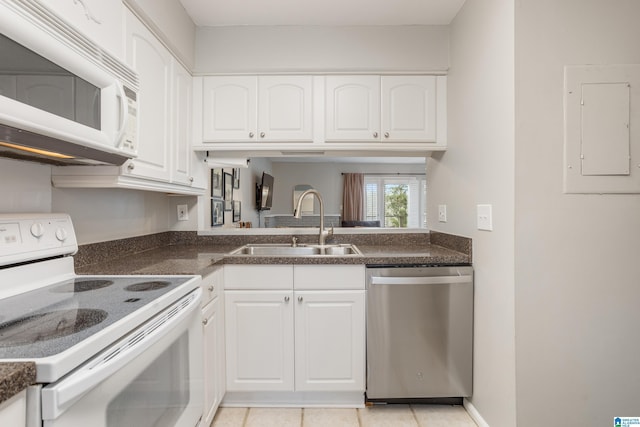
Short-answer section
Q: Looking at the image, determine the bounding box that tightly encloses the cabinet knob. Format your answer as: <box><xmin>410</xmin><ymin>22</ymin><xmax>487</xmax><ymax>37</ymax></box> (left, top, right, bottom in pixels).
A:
<box><xmin>260</xmin><ymin>132</ymin><xmax>266</xmax><ymax>138</ymax></box>
<box><xmin>202</xmin><ymin>318</ymin><xmax>208</xmax><ymax>325</ymax></box>
<box><xmin>249</xmin><ymin>132</ymin><xmax>255</xmax><ymax>138</ymax></box>
<box><xmin>298</xmin><ymin>296</ymin><xmax>303</xmax><ymax>302</ymax></box>
<box><xmin>208</xmin><ymin>285</ymin><xmax>214</xmax><ymax>292</ymax></box>
<box><xmin>127</xmin><ymin>162</ymin><xmax>135</xmax><ymax>171</ymax></box>
<box><xmin>373</xmin><ymin>132</ymin><xmax>378</xmax><ymax>138</ymax></box>
<box><xmin>189</xmin><ymin>177</ymin><xmax>194</xmax><ymax>182</ymax></box>
<box><xmin>384</xmin><ymin>132</ymin><xmax>390</xmax><ymax>138</ymax></box>
<box><xmin>284</xmin><ymin>296</ymin><xmax>290</xmax><ymax>302</ymax></box>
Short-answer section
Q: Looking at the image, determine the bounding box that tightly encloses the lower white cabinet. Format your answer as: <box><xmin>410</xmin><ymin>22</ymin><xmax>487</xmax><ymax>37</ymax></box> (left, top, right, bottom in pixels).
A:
<box><xmin>225</xmin><ymin>290</ymin><xmax>295</xmax><ymax>391</ymax></box>
<box><xmin>201</xmin><ymin>268</ymin><xmax>225</xmax><ymax>427</ymax></box>
<box><xmin>224</xmin><ymin>265</ymin><xmax>365</xmax><ymax>395</ymax></box>
<box><xmin>0</xmin><ymin>390</ymin><xmax>26</xmax><ymax>427</ymax></box>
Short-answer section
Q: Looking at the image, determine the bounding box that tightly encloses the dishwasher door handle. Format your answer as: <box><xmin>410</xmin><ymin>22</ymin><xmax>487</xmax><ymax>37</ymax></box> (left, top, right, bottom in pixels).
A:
<box><xmin>370</xmin><ymin>275</ymin><xmax>473</xmax><ymax>285</ymax></box>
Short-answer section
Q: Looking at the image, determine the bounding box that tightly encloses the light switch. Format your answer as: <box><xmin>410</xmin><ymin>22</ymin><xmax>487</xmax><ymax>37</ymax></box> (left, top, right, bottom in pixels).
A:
<box><xmin>438</xmin><ymin>205</ymin><xmax>447</xmax><ymax>222</ymax></box>
<box><xmin>477</xmin><ymin>204</ymin><xmax>492</xmax><ymax>231</ymax></box>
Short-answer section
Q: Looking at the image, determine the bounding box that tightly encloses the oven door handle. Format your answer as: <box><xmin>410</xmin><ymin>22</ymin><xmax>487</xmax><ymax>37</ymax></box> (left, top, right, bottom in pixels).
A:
<box><xmin>41</xmin><ymin>288</ymin><xmax>202</xmax><ymax>420</ymax></box>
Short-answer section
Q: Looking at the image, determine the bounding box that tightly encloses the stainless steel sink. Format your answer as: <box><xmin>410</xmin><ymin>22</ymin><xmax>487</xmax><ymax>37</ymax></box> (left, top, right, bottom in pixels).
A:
<box><xmin>228</xmin><ymin>243</ymin><xmax>362</xmax><ymax>256</ymax></box>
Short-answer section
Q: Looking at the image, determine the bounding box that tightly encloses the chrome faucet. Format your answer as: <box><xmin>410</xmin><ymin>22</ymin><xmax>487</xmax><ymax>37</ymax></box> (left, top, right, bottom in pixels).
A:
<box><xmin>293</xmin><ymin>189</ymin><xmax>332</xmax><ymax>246</ymax></box>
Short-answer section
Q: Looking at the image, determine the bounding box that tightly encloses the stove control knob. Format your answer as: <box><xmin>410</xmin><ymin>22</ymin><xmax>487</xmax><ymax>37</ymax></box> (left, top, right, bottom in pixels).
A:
<box><xmin>55</xmin><ymin>228</ymin><xmax>68</xmax><ymax>242</ymax></box>
<box><xmin>30</xmin><ymin>222</ymin><xmax>45</xmax><ymax>238</ymax></box>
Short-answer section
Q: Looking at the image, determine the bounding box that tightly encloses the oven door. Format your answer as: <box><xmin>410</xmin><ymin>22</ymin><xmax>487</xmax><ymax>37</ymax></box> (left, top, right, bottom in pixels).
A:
<box><xmin>40</xmin><ymin>288</ymin><xmax>203</xmax><ymax>427</ymax></box>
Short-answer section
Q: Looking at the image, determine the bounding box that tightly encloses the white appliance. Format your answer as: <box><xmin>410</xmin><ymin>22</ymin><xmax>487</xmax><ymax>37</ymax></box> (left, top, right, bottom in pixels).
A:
<box><xmin>0</xmin><ymin>1</ymin><xmax>138</xmax><ymax>166</ymax></box>
<box><xmin>0</xmin><ymin>214</ymin><xmax>203</xmax><ymax>427</ymax></box>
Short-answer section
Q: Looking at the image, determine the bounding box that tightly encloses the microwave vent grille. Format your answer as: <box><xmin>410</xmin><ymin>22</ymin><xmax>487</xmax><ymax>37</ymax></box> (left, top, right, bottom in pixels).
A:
<box><xmin>4</xmin><ymin>0</ymin><xmax>139</xmax><ymax>92</ymax></box>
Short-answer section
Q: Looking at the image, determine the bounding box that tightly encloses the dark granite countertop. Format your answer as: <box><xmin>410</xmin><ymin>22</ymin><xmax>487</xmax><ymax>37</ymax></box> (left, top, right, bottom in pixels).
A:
<box><xmin>75</xmin><ymin>238</ymin><xmax>470</xmax><ymax>275</ymax></box>
<box><xmin>0</xmin><ymin>362</ymin><xmax>36</xmax><ymax>404</ymax></box>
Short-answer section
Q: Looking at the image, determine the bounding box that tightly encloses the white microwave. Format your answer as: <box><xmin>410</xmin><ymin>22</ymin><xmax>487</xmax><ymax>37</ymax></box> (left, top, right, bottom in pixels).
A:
<box><xmin>0</xmin><ymin>1</ymin><xmax>138</xmax><ymax>166</ymax></box>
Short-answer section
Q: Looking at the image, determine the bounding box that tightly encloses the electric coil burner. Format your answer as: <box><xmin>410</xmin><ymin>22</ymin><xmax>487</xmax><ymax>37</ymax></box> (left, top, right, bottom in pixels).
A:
<box><xmin>0</xmin><ymin>214</ymin><xmax>203</xmax><ymax>427</ymax></box>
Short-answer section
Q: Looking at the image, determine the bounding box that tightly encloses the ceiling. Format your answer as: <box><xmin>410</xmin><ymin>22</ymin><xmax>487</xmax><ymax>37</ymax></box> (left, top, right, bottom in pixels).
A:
<box><xmin>178</xmin><ymin>0</ymin><xmax>466</xmax><ymax>27</ymax></box>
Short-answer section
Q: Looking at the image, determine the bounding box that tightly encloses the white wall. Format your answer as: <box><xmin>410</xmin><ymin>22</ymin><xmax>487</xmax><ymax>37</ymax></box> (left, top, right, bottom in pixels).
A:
<box><xmin>514</xmin><ymin>1</ymin><xmax>640</xmax><ymax>425</ymax></box>
<box><xmin>426</xmin><ymin>0</ymin><xmax>515</xmax><ymax>425</ymax></box>
<box><xmin>270</xmin><ymin>160</ymin><xmax>425</xmax><ymax>216</ymax></box>
<box><xmin>52</xmin><ymin>187</ymin><xmax>171</xmax><ymax>245</ymax></box>
<box><xmin>194</xmin><ymin>25</ymin><xmax>449</xmax><ymax>74</ymax></box>
<box><xmin>0</xmin><ymin>159</ymin><xmax>51</xmax><ymax>213</ymax></box>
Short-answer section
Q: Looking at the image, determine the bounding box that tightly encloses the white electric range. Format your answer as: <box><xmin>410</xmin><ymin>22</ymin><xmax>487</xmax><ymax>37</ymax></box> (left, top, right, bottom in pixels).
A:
<box><xmin>0</xmin><ymin>214</ymin><xmax>203</xmax><ymax>427</ymax></box>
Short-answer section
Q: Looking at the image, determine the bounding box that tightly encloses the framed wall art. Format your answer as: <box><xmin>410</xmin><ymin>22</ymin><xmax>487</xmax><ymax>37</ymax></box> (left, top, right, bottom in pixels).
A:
<box><xmin>233</xmin><ymin>168</ymin><xmax>240</xmax><ymax>189</ymax></box>
<box><xmin>211</xmin><ymin>199</ymin><xmax>224</xmax><ymax>226</ymax></box>
<box><xmin>233</xmin><ymin>200</ymin><xmax>241</xmax><ymax>222</ymax></box>
<box><xmin>224</xmin><ymin>172</ymin><xmax>233</xmax><ymax>211</ymax></box>
<box><xmin>211</xmin><ymin>168</ymin><xmax>223</xmax><ymax>198</ymax></box>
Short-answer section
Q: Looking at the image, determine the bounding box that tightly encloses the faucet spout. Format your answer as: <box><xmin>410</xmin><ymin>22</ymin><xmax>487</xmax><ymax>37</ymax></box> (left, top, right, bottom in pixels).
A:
<box><xmin>293</xmin><ymin>189</ymin><xmax>328</xmax><ymax>245</ymax></box>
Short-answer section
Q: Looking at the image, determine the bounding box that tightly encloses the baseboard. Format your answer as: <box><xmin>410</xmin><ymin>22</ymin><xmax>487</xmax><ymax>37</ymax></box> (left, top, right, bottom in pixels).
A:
<box><xmin>463</xmin><ymin>398</ymin><xmax>490</xmax><ymax>427</ymax></box>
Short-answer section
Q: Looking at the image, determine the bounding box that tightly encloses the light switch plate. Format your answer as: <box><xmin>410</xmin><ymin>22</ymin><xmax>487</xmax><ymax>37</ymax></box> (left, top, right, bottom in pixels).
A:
<box><xmin>177</xmin><ymin>204</ymin><xmax>189</xmax><ymax>221</ymax></box>
<box><xmin>477</xmin><ymin>204</ymin><xmax>492</xmax><ymax>231</ymax></box>
<box><xmin>438</xmin><ymin>205</ymin><xmax>447</xmax><ymax>222</ymax></box>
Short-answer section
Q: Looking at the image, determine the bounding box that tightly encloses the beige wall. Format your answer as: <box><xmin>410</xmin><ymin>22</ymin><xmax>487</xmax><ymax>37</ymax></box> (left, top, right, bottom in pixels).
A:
<box><xmin>194</xmin><ymin>25</ymin><xmax>449</xmax><ymax>74</ymax></box>
<box><xmin>0</xmin><ymin>159</ymin><xmax>52</xmax><ymax>213</ymax></box>
<box><xmin>514</xmin><ymin>0</ymin><xmax>640</xmax><ymax>425</ymax></box>
<box><xmin>427</xmin><ymin>0</ymin><xmax>516</xmax><ymax>426</ymax></box>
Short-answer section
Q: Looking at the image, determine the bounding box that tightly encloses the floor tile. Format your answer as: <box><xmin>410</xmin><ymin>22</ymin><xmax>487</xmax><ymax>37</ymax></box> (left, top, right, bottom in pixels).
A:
<box><xmin>211</xmin><ymin>407</ymin><xmax>248</xmax><ymax>427</ymax></box>
<box><xmin>303</xmin><ymin>408</ymin><xmax>360</xmax><ymax>427</ymax></box>
<box><xmin>245</xmin><ymin>407</ymin><xmax>302</xmax><ymax>427</ymax></box>
<box><xmin>358</xmin><ymin>404</ymin><xmax>419</xmax><ymax>427</ymax></box>
<box><xmin>411</xmin><ymin>405</ymin><xmax>477</xmax><ymax>427</ymax></box>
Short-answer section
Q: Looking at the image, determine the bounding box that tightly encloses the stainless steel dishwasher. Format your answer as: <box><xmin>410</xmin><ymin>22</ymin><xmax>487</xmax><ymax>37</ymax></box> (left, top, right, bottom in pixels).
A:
<box><xmin>366</xmin><ymin>265</ymin><xmax>473</xmax><ymax>401</ymax></box>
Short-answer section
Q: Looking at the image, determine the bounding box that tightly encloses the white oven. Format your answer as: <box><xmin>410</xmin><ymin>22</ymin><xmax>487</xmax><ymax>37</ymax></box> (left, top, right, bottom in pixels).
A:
<box><xmin>34</xmin><ymin>289</ymin><xmax>203</xmax><ymax>427</ymax></box>
<box><xmin>0</xmin><ymin>1</ymin><xmax>138</xmax><ymax>165</ymax></box>
<box><xmin>0</xmin><ymin>214</ymin><xmax>203</xmax><ymax>427</ymax></box>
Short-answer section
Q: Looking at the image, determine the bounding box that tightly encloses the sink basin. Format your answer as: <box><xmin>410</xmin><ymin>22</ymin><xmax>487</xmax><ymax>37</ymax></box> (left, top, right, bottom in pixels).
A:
<box><xmin>228</xmin><ymin>244</ymin><xmax>362</xmax><ymax>257</ymax></box>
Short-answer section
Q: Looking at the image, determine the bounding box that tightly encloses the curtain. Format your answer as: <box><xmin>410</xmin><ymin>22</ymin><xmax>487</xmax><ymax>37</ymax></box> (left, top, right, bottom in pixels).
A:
<box><xmin>342</xmin><ymin>173</ymin><xmax>364</xmax><ymax>221</ymax></box>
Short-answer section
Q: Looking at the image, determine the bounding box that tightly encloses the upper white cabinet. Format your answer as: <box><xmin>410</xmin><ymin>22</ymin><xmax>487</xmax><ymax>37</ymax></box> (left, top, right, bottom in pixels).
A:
<box><xmin>125</xmin><ymin>10</ymin><xmax>172</xmax><ymax>183</ymax></box>
<box><xmin>203</xmin><ymin>76</ymin><xmax>313</xmax><ymax>142</ymax></box>
<box><xmin>381</xmin><ymin>76</ymin><xmax>437</xmax><ymax>141</ymax></box>
<box><xmin>326</xmin><ymin>75</ymin><xmax>444</xmax><ymax>143</ymax></box>
<box><xmin>38</xmin><ymin>0</ymin><xmax>123</xmax><ymax>59</ymax></box>
<box><xmin>325</xmin><ymin>75</ymin><xmax>381</xmax><ymax>141</ymax></box>
<box><xmin>171</xmin><ymin>61</ymin><xmax>195</xmax><ymax>186</ymax></box>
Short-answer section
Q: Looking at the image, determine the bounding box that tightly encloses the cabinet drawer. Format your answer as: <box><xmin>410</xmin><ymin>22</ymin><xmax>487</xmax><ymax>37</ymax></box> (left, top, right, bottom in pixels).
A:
<box><xmin>224</xmin><ymin>265</ymin><xmax>293</xmax><ymax>290</ymax></box>
<box><xmin>294</xmin><ymin>265</ymin><xmax>365</xmax><ymax>290</ymax></box>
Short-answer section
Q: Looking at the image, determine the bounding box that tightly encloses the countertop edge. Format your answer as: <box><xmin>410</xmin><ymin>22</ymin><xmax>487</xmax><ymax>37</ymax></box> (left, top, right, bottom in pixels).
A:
<box><xmin>0</xmin><ymin>362</ymin><xmax>36</xmax><ymax>405</ymax></box>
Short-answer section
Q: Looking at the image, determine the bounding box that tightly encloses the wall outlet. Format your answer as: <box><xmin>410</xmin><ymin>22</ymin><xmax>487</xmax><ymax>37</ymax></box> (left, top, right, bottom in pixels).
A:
<box><xmin>177</xmin><ymin>204</ymin><xmax>189</xmax><ymax>221</ymax></box>
<box><xmin>477</xmin><ymin>204</ymin><xmax>493</xmax><ymax>231</ymax></box>
<box><xmin>438</xmin><ymin>204</ymin><xmax>447</xmax><ymax>222</ymax></box>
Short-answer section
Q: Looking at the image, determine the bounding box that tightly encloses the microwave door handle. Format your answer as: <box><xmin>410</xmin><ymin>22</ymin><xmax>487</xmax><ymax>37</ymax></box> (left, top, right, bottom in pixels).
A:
<box><xmin>41</xmin><ymin>289</ymin><xmax>201</xmax><ymax>420</ymax></box>
<box><xmin>114</xmin><ymin>81</ymin><xmax>128</xmax><ymax>147</ymax></box>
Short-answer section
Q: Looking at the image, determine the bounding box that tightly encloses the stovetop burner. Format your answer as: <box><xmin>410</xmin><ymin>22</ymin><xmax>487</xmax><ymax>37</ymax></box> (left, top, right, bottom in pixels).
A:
<box><xmin>0</xmin><ymin>309</ymin><xmax>108</xmax><ymax>347</ymax></box>
<box><xmin>125</xmin><ymin>281</ymin><xmax>170</xmax><ymax>292</ymax></box>
<box><xmin>53</xmin><ymin>279</ymin><xmax>114</xmax><ymax>293</ymax></box>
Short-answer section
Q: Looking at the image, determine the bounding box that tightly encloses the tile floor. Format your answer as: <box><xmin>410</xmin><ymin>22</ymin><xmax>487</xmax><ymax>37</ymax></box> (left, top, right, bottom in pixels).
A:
<box><xmin>211</xmin><ymin>405</ymin><xmax>478</xmax><ymax>427</ymax></box>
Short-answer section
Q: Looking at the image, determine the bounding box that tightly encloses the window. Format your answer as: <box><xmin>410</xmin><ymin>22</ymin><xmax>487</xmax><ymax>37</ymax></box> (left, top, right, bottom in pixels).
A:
<box><xmin>364</xmin><ymin>175</ymin><xmax>426</xmax><ymax>228</ymax></box>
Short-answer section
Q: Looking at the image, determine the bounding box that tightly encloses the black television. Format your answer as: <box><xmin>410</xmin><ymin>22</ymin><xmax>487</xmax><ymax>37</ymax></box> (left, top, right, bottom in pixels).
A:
<box><xmin>256</xmin><ymin>172</ymin><xmax>274</xmax><ymax>210</ymax></box>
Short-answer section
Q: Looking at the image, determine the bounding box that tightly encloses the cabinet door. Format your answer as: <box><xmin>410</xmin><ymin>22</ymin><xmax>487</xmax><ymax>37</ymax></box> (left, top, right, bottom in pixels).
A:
<box><xmin>124</xmin><ymin>11</ymin><xmax>172</xmax><ymax>182</ymax></box>
<box><xmin>225</xmin><ymin>290</ymin><xmax>294</xmax><ymax>391</ymax></box>
<box><xmin>381</xmin><ymin>76</ymin><xmax>437</xmax><ymax>141</ymax></box>
<box><xmin>0</xmin><ymin>389</ymin><xmax>26</xmax><ymax>427</ymax></box>
<box><xmin>203</xmin><ymin>76</ymin><xmax>257</xmax><ymax>142</ymax></box>
<box><xmin>258</xmin><ymin>76</ymin><xmax>313</xmax><ymax>141</ymax></box>
<box><xmin>39</xmin><ymin>0</ymin><xmax>123</xmax><ymax>59</ymax></box>
<box><xmin>325</xmin><ymin>76</ymin><xmax>380</xmax><ymax>141</ymax></box>
<box><xmin>171</xmin><ymin>61</ymin><xmax>193</xmax><ymax>185</ymax></box>
<box><xmin>294</xmin><ymin>290</ymin><xmax>365</xmax><ymax>391</ymax></box>
<box><xmin>202</xmin><ymin>298</ymin><xmax>221</xmax><ymax>427</ymax></box>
